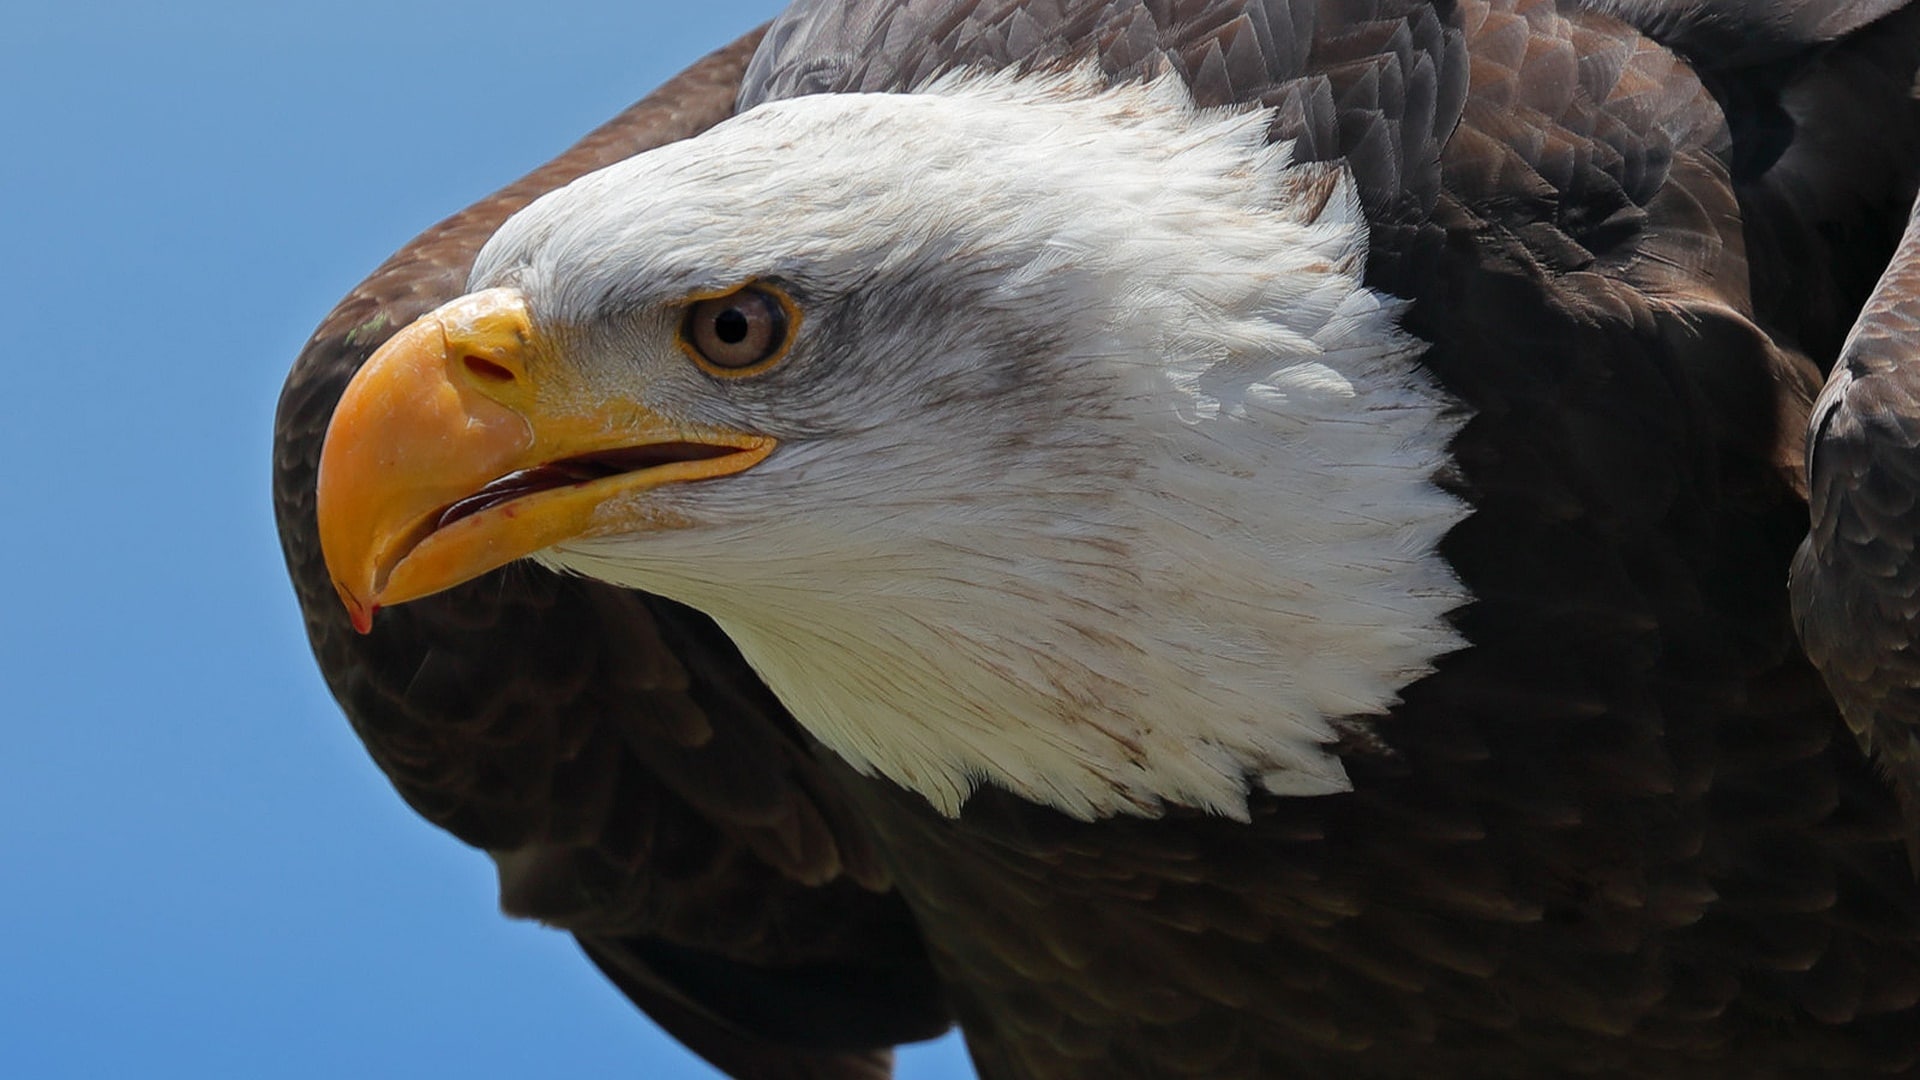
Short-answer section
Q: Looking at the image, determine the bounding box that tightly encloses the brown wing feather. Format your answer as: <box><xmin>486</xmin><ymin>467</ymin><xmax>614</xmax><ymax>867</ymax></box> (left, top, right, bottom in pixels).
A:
<box><xmin>272</xmin><ymin>28</ymin><xmax>950</xmax><ymax>1079</ymax></box>
<box><xmin>1795</xmin><ymin>192</ymin><xmax>1920</xmax><ymax>863</ymax></box>
<box><xmin>1570</xmin><ymin>0</ymin><xmax>1912</xmax><ymax>64</ymax></box>
<box><xmin>1722</xmin><ymin>1</ymin><xmax>1920</xmax><ymax>366</ymax></box>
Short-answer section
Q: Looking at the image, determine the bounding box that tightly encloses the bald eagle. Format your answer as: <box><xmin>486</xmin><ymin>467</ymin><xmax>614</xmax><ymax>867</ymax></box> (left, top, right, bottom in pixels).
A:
<box><xmin>275</xmin><ymin>0</ymin><xmax>1920</xmax><ymax>1075</ymax></box>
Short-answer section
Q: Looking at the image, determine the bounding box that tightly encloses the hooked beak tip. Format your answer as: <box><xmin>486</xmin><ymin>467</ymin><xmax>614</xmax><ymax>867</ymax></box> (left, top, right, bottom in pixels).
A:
<box><xmin>335</xmin><ymin>582</ymin><xmax>378</xmax><ymax>635</ymax></box>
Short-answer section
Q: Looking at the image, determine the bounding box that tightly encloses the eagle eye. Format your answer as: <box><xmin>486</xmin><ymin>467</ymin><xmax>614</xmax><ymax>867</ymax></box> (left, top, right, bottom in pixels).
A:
<box><xmin>679</xmin><ymin>284</ymin><xmax>796</xmax><ymax>377</ymax></box>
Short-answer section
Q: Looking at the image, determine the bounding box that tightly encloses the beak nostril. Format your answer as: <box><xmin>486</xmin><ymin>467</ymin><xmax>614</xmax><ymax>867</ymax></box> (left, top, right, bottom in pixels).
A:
<box><xmin>463</xmin><ymin>355</ymin><xmax>516</xmax><ymax>383</ymax></box>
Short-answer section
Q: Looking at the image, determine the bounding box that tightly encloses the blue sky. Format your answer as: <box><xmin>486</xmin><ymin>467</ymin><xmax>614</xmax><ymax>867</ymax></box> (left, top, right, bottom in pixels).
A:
<box><xmin>0</xmin><ymin>3</ymin><xmax>971</xmax><ymax>1076</ymax></box>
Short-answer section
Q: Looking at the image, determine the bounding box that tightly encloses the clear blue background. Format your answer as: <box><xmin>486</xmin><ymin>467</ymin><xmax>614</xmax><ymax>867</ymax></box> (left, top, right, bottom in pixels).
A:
<box><xmin>0</xmin><ymin>3</ymin><xmax>973</xmax><ymax>1076</ymax></box>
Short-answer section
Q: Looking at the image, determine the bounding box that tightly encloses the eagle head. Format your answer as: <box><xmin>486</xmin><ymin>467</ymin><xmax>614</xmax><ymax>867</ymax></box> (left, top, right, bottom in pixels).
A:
<box><xmin>317</xmin><ymin>70</ymin><xmax>1469</xmax><ymax>820</ymax></box>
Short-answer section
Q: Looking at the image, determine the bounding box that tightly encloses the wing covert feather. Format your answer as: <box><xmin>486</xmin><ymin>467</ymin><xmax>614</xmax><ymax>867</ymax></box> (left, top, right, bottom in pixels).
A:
<box><xmin>1796</xmin><ymin>192</ymin><xmax>1920</xmax><ymax>860</ymax></box>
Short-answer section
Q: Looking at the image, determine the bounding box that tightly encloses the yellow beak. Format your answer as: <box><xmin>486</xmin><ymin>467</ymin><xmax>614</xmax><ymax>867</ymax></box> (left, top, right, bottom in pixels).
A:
<box><xmin>316</xmin><ymin>287</ymin><xmax>775</xmax><ymax>632</ymax></box>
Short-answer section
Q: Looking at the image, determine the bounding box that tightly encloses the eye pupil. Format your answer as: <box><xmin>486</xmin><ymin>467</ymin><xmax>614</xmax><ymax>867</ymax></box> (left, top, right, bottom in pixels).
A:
<box><xmin>682</xmin><ymin>285</ymin><xmax>794</xmax><ymax>374</ymax></box>
<box><xmin>713</xmin><ymin>308</ymin><xmax>750</xmax><ymax>344</ymax></box>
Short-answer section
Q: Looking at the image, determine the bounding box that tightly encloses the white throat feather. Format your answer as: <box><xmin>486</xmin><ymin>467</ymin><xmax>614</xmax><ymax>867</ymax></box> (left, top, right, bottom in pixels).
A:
<box><xmin>480</xmin><ymin>68</ymin><xmax>1473</xmax><ymax>821</ymax></box>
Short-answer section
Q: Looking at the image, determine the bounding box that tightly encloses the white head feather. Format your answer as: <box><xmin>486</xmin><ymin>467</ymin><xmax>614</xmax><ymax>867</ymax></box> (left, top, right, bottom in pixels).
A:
<box><xmin>470</xmin><ymin>68</ymin><xmax>1472</xmax><ymax>820</ymax></box>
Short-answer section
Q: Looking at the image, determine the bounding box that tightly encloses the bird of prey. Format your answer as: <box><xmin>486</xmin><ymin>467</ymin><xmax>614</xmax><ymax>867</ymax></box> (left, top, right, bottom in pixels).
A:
<box><xmin>275</xmin><ymin>0</ymin><xmax>1920</xmax><ymax>1075</ymax></box>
